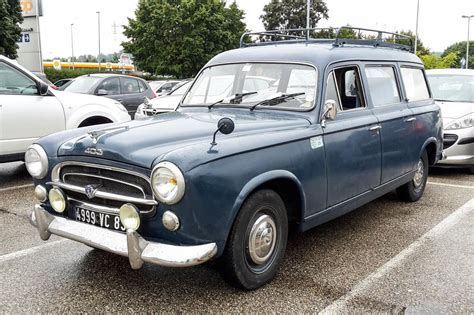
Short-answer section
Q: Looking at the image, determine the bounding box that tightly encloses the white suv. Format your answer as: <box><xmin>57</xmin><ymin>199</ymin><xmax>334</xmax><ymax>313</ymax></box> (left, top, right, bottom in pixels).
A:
<box><xmin>0</xmin><ymin>55</ymin><xmax>131</xmax><ymax>163</ymax></box>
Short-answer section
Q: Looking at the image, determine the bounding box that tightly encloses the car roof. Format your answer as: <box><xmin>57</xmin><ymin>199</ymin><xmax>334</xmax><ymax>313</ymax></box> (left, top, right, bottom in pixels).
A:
<box><xmin>426</xmin><ymin>69</ymin><xmax>474</xmax><ymax>76</ymax></box>
<box><xmin>207</xmin><ymin>42</ymin><xmax>421</xmax><ymax>70</ymax></box>
<box><xmin>84</xmin><ymin>73</ymin><xmax>145</xmax><ymax>80</ymax></box>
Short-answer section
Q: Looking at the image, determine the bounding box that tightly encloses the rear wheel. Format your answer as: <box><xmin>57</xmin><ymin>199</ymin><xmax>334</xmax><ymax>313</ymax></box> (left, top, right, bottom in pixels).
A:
<box><xmin>219</xmin><ymin>189</ymin><xmax>288</xmax><ymax>290</ymax></box>
<box><xmin>397</xmin><ymin>151</ymin><xmax>429</xmax><ymax>202</ymax></box>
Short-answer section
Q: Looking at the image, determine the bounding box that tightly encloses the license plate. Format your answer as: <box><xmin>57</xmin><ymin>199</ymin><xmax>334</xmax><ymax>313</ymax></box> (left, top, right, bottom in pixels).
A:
<box><xmin>75</xmin><ymin>207</ymin><xmax>125</xmax><ymax>231</ymax></box>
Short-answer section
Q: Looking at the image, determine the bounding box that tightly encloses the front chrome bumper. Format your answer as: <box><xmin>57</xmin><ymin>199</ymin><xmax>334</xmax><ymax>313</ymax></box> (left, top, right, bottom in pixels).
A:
<box><xmin>30</xmin><ymin>205</ymin><xmax>217</xmax><ymax>269</ymax></box>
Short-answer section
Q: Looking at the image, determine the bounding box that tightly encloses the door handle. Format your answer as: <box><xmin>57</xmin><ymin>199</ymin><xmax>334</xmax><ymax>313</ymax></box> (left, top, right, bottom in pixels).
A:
<box><xmin>117</xmin><ymin>99</ymin><xmax>123</xmax><ymax>102</ymax></box>
<box><xmin>369</xmin><ymin>125</ymin><xmax>382</xmax><ymax>131</ymax></box>
<box><xmin>404</xmin><ymin>117</ymin><xmax>416</xmax><ymax>122</ymax></box>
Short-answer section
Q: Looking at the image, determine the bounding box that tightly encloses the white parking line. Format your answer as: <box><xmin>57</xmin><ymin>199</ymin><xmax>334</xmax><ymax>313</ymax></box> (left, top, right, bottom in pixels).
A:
<box><xmin>427</xmin><ymin>181</ymin><xmax>474</xmax><ymax>189</ymax></box>
<box><xmin>0</xmin><ymin>184</ymin><xmax>33</xmax><ymax>193</ymax></box>
<box><xmin>319</xmin><ymin>197</ymin><xmax>474</xmax><ymax>314</ymax></box>
<box><xmin>0</xmin><ymin>240</ymin><xmax>68</xmax><ymax>264</ymax></box>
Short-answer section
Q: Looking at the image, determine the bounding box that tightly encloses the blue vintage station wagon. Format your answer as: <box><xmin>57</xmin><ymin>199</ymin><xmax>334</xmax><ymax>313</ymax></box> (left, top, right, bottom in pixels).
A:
<box><xmin>28</xmin><ymin>28</ymin><xmax>443</xmax><ymax>289</ymax></box>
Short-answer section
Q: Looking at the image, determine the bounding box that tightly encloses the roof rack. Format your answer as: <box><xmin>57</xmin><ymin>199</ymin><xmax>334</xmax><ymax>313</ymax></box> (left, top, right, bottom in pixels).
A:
<box><xmin>239</xmin><ymin>26</ymin><xmax>414</xmax><ymax>52</ymax></box>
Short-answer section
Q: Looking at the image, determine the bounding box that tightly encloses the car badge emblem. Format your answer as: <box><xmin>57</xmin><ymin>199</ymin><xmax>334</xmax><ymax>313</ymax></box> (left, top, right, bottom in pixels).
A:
<box><xmin>84</xmin><ymin>147</ymin><xmax>104</xmax><ymax>156</ymax></box>
<box><xmin>85</xmin><ymin>184</ymin><xmax>101</xmax><ymax>199</ymax></box>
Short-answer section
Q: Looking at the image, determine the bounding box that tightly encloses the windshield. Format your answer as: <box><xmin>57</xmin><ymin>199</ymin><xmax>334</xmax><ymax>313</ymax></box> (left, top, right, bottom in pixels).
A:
<box><xmin>427</xmin><ymin>74</ymin><xmax>474</xmax><ymax>103</ymax></box>
<box><xmin>171</xmin><ymin>81</ymin><xmax>192</xmax><ymax>96</ymax></box>
<box><xmin>182</xmin><ymin>63</ymin><xmax>317</xmax><ymax>110</ymax></box>
<box><xmin>63</xmin><ymin>76</ymin><xmax>102</xmax><ymax>93</ymax></box>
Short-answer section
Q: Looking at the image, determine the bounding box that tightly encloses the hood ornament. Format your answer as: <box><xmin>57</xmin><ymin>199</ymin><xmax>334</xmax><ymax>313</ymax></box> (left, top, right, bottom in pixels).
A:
<box><xmin>88</xmin><ymin>125</ymin><xmax>130</xmax><ymax>144</ymax></box>
<box><xmin>85</xmin><ymin>184</ymin><xmax>102</xmax><ymax>199</ymax></box>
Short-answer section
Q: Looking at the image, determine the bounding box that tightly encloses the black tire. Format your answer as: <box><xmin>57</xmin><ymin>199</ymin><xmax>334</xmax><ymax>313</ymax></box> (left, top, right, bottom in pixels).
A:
<box><xmin>219</xmin><ymin>189</ymin><xmax>288</xmax><ymax>290</ymax></box>
<box><xmin>397</xmin><ymin>151</ymin><xmax>429</xmax><ymax>202</ymax></box>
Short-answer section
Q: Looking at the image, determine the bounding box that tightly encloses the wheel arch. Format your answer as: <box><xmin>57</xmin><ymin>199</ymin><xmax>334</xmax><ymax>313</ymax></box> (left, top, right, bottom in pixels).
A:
<box><xmin>231</xmin><ymin>170</ymin><xmax>306</xmax><ymax>229</ymax></box>
<box><xmin>420</xmin><ymin>137</ymin><xmax>438</xmax><ymax>166</ymax></box>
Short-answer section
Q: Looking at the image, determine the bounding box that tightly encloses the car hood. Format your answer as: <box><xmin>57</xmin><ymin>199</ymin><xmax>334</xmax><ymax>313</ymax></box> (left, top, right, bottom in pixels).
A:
<box><xmin>52</xmin><ymin>90</ymin><xmax>123</xmax><ymax>109</ymax></box>
<box><xmin>56</xmin><ymin>109</ymin><xmax>311</xmax><ymax>169</ymax></box>
<box><xmin>147</xmin><ymin>95</ymin><xmax>182</xmax><ymax>110</ymax></box>
<box><xmin>437</xmin><ymin>101</ymin><xmax>473</xmax><ymax>124</ymax></box>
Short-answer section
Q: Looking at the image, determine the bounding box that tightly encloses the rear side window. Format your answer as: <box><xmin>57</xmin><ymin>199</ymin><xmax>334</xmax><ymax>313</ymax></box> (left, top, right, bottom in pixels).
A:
<box><xmin>401</xmin><ymin>67</ymin><xmax>430</xmax><ymax>101</ymax></box>
<box><xmin>365</xmin><ymin>66</ymin><xmax>401</xmax><ymax>106</ymax></box>
<box><xmin>138</xmin><ymin>80</ymin><xmax>148</xmax><ymax>93</ymax></box>
<box><xmin>121</xmin><ymin>77</ymin><xmax>140</xmax><ymax>94</ymax></box>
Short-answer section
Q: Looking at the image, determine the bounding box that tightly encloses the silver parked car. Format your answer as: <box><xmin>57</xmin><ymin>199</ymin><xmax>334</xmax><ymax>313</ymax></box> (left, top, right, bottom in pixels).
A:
<box><xmin>135</xmin><ymin>80</ymin><xmax>192</xmax><ymax>119</ymax></box>
<box><xmin>427</xmin><ymin>69</ymin><xmax>474</xmax><ymax>173</ymax></box>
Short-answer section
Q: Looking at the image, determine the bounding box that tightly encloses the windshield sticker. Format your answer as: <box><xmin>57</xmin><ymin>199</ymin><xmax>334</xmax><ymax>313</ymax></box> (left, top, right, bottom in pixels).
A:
<box><xmin>310</xmin><ymin>136</ymin><xmax>323</xmax><ymax>149</ymax></box>
<box><xmin>242</xmin><ymin>64</ymin><xmax>252</xmax><ymax>72</ymax></box>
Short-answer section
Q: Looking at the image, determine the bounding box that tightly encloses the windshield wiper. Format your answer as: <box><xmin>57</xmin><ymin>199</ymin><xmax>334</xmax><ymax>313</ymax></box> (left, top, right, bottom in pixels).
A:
<box><xmin>250</xmin><ymin>92</ymin><xmax>305</xmax><ymax>111</ymax></box>
<box><xmin>208</xmin><ymin>92</ymin><xmax>258</xmax><ymax>109</ymax></box>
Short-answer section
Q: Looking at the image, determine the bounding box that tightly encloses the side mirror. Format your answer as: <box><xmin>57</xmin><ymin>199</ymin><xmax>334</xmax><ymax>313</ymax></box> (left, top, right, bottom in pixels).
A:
<box><xmin>324</xmin><ymin>100</ymin><xmax>337</xmax><ymax>120</ymax></box>
<box><xmin>321</xmin><ymin>100</ymin><xmax>337</xmax><ymax>127</ymax></box>
<box><xmin>97</xmin><ymin>89</ymin><xmax>108</xmax><ymax>96</ymax></box>
<box><xmin>38</xmin><ymin>82</ymin><xmax>49</xmax><ymax>95</ymax></box>
<box><xmin>211</xmin><ymin>117</ymin><xmax>235</xmax><ymax>145</ymax></box>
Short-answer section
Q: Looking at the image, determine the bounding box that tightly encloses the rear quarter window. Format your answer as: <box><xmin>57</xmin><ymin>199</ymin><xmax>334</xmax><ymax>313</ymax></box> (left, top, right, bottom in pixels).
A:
<box><xmin>401</xmin><ymin>67</ymin><xmax>430</xmax><ymax>101</ymax></box>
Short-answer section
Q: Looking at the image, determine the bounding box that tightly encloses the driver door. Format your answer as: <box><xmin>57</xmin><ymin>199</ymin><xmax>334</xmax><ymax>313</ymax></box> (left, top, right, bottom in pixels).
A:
<box><xmin>0</xmin><ymin>61</ymin><xmax>64</xmax><ymax>156</ymax></box>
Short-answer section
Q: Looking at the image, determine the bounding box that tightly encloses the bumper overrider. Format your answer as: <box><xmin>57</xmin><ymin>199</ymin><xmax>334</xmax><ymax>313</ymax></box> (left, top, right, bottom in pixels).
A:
<box><xmin>30</xmin><ymin>205</ymin><xmax>218</xmax><ymax>269</ymax></box>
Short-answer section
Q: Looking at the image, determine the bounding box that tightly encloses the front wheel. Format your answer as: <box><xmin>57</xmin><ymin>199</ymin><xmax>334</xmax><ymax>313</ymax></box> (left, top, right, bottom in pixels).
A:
<box><xmin>397</xmin><ymin>151</ymin><xmax>429</xmax><ymax>202</ymax></box>
<box><xmin>219</xmin><ymin>189</ymin><xmax>288</xmax><ymax>290</ymax></box>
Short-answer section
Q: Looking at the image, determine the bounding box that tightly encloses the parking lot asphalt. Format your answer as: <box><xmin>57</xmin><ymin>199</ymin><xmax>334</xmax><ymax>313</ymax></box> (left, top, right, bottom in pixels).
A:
<box><xmin>0</xmin><ymin>162</ymin><xmax>472</xmax><ymax>313</ymax></box>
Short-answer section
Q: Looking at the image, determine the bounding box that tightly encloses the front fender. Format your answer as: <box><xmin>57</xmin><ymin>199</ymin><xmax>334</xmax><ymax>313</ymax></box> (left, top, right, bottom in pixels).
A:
<box><xmin>65</xmin><ymin>104</ymin><xmax>130</xmax><ymax>129</ymax></box>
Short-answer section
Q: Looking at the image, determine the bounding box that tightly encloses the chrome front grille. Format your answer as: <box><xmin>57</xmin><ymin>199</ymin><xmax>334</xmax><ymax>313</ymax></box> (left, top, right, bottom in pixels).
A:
<box><xmin>49</xmin><ymin>162</ymin><xmax>157</xmax><ymax>215</ymax></box>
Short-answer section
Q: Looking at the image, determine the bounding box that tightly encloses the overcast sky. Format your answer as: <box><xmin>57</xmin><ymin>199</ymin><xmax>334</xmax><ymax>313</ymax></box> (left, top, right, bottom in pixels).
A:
<box><xmin>39</xmin><ymin>0</ymin><xmax>474</xmax><ymax>59</ymax></box>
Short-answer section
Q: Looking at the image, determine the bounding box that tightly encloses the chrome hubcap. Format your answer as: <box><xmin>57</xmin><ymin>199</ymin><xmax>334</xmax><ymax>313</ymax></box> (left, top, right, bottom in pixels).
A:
<box><xmin>248</xmin><ymin>214</ymin><xmax>277</xmax><ymax>265</ymax></box>
<box><xmin>413</xmin><ymin>159</ymin><xmax>424</xmax><ymax>188</ymax></box>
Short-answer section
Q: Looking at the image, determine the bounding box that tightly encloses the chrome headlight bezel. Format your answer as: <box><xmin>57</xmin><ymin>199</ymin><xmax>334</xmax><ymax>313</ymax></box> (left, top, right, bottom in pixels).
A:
<box><xmin>25</xmin><ymin>144</ymin><xmax>48</xmax><ymax>179</ymax></box>
<box><xmin>445</xmin><ymin>113</ymin><xmax>474</xmax><ymax>130</ymax></box>
<box><xmin>151</xmin><ymin>161</ymin><xmax>185</xmax><ymax>205</ymax></box>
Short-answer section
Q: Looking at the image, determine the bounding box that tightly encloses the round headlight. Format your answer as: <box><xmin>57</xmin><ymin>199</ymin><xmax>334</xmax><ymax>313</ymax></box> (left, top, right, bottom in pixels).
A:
<box><xmin>119</xmin><ymin>203</ymin><xmax>140</xmax><ymax>230</ymax></box>
<box><xmin>49</xmin><ymin>188</ymin><xmax>66</xmax><ymax>213</ymax></box>
<box><xmin>25</xmin><ymin>144</ymin><xmax>48</xmax><ymax>179</ymax></box>
<box><xmin>151</xmin><ymin>162</ymin><xmax>185</xmax><ymax>205</ymax></box>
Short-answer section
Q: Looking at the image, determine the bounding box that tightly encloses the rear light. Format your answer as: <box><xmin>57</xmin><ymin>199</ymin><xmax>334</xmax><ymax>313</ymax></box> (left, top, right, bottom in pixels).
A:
<box><xmin>151</xmin><ymin>90</ymin><xmax>157</xmax><ymax>99</ymax></box>
<box><xmin>51</xmin><ymin>85</ymin><xmax>59</xmax><ymax>90</ymax></box>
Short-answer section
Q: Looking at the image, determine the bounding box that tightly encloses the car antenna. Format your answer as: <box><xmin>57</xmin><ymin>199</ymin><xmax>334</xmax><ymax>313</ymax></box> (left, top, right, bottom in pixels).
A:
<box><xmin>211</xmin><ymin>118</ymin><xmax>235</xmax><ymax>145</ymax></box>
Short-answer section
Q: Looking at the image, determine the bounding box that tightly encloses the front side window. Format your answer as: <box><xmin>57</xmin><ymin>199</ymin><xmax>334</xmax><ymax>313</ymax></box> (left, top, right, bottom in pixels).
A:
<box><xmin>365</xmin><ymin>66</ymin><xmax>401</xmax><ymax>107</ymax></box>
<box><xmin>401</xmin><ymin>67</ymin><xmax>430</xmax><ymax>101</ymax></box>
<box><xmin>182</xmin><ymin>63</ymin><xmax>317</xmax><ymax>110</ymax></box>
<box><xmin>121</xmin><ymin>78</ymin><xmax>140</xmax><ymax>94</ymax></box>
<box><xmin>427</xmin><ymin>74</ymin><xmax>474</xmax><ymax>103</ymax></box>
<box><xmin>64</xmin><ymin>76</ymin><xmax>102</xmax><ymax>94</ymax></box>
<box><xmin>0</xmin><ymin>62</ymin><xmax>38</xmax><ymax>95</ymax></box>
<box><xmin>324</xmin><ymin>66</ymin><xmax>365</xmax><ymax>111</ymax></box>
<box><xmin>97</xmin><ymin>77</ymin><xmax>120</xmax><ymax>95</ymax></box>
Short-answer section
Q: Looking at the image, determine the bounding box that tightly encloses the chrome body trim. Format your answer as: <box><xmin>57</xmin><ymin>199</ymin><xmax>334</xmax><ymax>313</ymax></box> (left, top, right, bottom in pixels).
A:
<box><xmin>49</xmin><ymin>162</ymin><xmax>158</xmax><ymax>213</ymax></box>
<box><xmin>62</xmin><ymin>172</ymin><xmax>147</xmax><ymax>198</ymax></box>
<box><xmin>30</xmin><ymin>205</ymin><xmax>218</xmax><ymax>268</ymax></box>
<box><xmin>69</xmin><ymin>198</ymin><xmax>120</xmax><ymax>215</ymax></box>
<box><xmin>47</xmin><ymin>181</ymin><xmax>158</xmax><ymax>206</ymax></box>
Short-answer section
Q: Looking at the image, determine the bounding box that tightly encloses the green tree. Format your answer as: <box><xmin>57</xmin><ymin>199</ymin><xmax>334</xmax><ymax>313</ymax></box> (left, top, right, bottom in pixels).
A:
<box><xmin>260</xmin><ymin>0</ymin><xmax>329</xmax><ymax>30</ymax></box>
<box><xmin>442</xmin><ymin>41</ymin><xmax>473</xmax><ymax>69</ymax></box>
<box><xmin>122</xmin><ymin>0</ymin><xmax>246</xmax><ymax>78</ymax></box>
<box><xmin>393</xmin><ymin>30</ymin><xmax>430</xmax><ymax>56</ymax></box>
<box><xmin>0</xmin><ymin>0</ymin><xmax>23</xmax><ymax>58</ymax></box>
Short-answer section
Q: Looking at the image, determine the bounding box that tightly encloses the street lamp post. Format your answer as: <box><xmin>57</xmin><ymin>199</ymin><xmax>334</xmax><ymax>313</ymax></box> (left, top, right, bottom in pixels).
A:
<box><xmin>306</xmin><ymin>0</ymin><xmax>310</xmax><ymax>40</ymax></box>
<box><xmin>414</xmin><ymin>0</ymin><xmax>420</xmax><ymax>55</ymax></box>
<box><xmin>97</xmin><ymin>11</ymin><xmax>101</xmax><ymax>71</ymax></box>
<box><xmin>70</xmin><ymin>23</ymin><xmax>75</xmax><ymax>70</ymax></box>
<box><xmin>462</xmin><ymin>15</ymin><xmax>473</xmax><ymax>69</ymax></box>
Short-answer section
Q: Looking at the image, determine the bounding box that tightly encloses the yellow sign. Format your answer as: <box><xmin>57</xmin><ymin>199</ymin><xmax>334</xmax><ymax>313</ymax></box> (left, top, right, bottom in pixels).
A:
<box><xmin>52</xmin><ymin>60</ymin><xmax>61</xmax><ymax>70</ymax></box>
<box><xmin>20</xmin><ymin>0</ymin><xmax>33</xmax><ymax>14</ymax></box>
<box><xmin>105</xmin><ymin>63</ymin><xmax>112</xmax><ymax>69</ymax></box>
